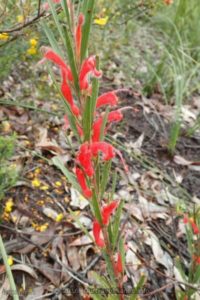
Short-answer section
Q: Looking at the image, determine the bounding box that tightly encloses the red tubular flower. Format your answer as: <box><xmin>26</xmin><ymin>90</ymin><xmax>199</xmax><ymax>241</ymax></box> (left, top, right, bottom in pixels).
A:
<box><xmin>61</xmin><ymin>69</ymin><xmax>80</xmax><ymax>116</ymax></box>
<box><xmin>76</xmin><ymin>142</ymin><xmax>94</xmax><ymax>177</ymax></box>
<box><xmin>43</xmin><ymin>48</ymin><xmax>73</xmax><ymax>81</ymax></box>
<box><xmin>115</xmin><ymin>253</ymin><xmax>123</xmax><ymax>273</ymax></box>
<box><xmin>96</xmin><ymin>92</ymin><xmax>118</xmax><ymax>108</ymax></box>
<box><xmin>102</xmin><ymin>201</ymin><xmax>119</xmax><ymax>225</ymax></box>
<box><xmin>92</xmin><ymin>110</ymin><xmax>123</xmax><ymax>142</ymax></box>
<box><xmin>183</xmin><ymin>214</ymin><xmax>189</xmax><ymax>224</ymax></box>
<box><xmin>91</xmin><ymin>142</ymin><xmax>115</xmax><ymax>161</ymax></box>
<box><xmin>79</xmin><ymin>56</ymin><xmax>102</xmax><ymax>90</ymax></box>
<box><xmin>93</xmin><ymin>220</ymin><xmax>105</xmax><ymax>248</ymax></box>
<box><xmin>75</xmin><ymin>167</ymin><xmax>92</xmax><ymax>198</ymax></box>
<box><xmin>190</xmin><ymin>220</ymin><xmax>200</xmax><ymax>235</ymax></box>
<box><xmin>75</xmin><ymin>13</ymin><xmax>84</xmax><ymax>60</ymax></box>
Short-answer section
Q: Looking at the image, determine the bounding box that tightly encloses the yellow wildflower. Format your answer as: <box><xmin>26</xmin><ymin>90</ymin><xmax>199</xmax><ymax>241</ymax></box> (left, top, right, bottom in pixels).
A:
<box><xmin>55</xmin><ymin>213</ymin><xmax>64</xmax><ymax>222</ymax></box>
<box><xmin>55</xmin><ymin>181</ymin><xmax>62</xmax><ymax>187</ymax></box>
<box><xmin>0</xmin><ymin>33</ymin><xmax>9</xmax><ymax>41</ymax></box>
<box><xmin>7</xmin><ymin>256</ymin><xmax>14</xmax><ymax>266</ymax></box>
<box><xmin>5</xmin><ymin>198</ymin><xmax>14</xmax><ymax>213</ymax></box>
<box><xmin>27</xmin><ymin>47</ymin><xmax>37</xmax><ymax>55</ymax></box>
<box><xmin>17</xmin><ymin>15</ymin><xmax>24</xmax><ymax>23</ymax></box>
<box><xmin>29</xmin><ymin>38</ymin><xmax>38</xmax><ymax>47</ymax></box>
<box><xmin>40</xmin><ymin>185</ymin><xmax>49</xmax><ymax>191</ymax></box>
<box><xmin>2</xmin><ymin>121</ymin><xmax>11</xmax><ymax>132</ymax></box>
<box><xmin>94</xmin><ymin>16</ymin><xmax>108</xmax><ymax>26</ymax></box>
<box><xmin>38</xmin><ymin>223</ymin><xmax>48</xmax><ymax>232</ymax></box>
<box><xmin>32</xmin><ymin>178</ymin><xmax>41</xmax><ymax>187</ymax></box>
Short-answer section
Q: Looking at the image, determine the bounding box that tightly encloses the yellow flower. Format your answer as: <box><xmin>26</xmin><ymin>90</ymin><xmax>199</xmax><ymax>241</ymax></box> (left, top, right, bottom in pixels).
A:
<box><xmin>94</xmin><ymin>16</ymin><xmax>108</xmax><ymax>26</ymax></box>
<box><xmin>17</xmin><ymin>15</ymin><xmax>24</xmax><ymax>23</ymax></box>
<box><xmin>0</xmin><ymin>33</ymin><xmax>9</xmax><ymax>41</ymax></box>
<box><xmin>7</xmin><ymin>256</ymin><xmax>14</xmax><ymax>266</ymax></box>
<box><xmin>38</xmin><ymin>223</ymin><xmax>48</xmax><ymax>232</ymax></box>
<box><xmin>55</xmin><ymin>181</ymin><xmax>62</xmax><ymax>187</ymax></box>
<box><xmin>27</xmin><ymin>47</ymin><xmax>37</xmax><ymax>55</ymax></box>
<box><xmin>40</xmin><ymin>185</ymin><xmax>49</xmax><ymax>191</ymax></box>
<box><xmin>5</xmin><ymin>199</ymin><xmax>14</xmax><ymax>213</ymax></box>
<box><xmin>29</xmin><ymin>38</ymin><xmax>38</xmax><ymax>47</ymax></box>
<box><xmin>32</xmin><ymin>178</ymin><xmax>41</xmax><ymax>187</ymax></box>
<box><xmin>55</xmin><ymin>213</ymin><xmax>64</xmax><ymax>222</ymax></box>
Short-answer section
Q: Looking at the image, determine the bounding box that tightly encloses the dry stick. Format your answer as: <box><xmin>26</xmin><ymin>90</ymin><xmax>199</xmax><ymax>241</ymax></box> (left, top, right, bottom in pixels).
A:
<box><xmin>142</xmin><ymin>282</ymin><xmax>173</xmax><ymax>298</ymax></box>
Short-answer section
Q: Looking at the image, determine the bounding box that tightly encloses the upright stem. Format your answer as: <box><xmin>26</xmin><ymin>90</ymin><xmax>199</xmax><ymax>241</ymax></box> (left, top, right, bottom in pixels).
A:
<box><xmin>102</xmin><ymin>227</ymin><xmax>124</xmax><ymax>300</ymax></box>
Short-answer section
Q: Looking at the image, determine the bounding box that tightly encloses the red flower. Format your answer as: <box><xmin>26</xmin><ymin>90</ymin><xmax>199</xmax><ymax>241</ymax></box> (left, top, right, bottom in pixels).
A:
<box><xmin>93</xmin><ymin>220</ymin><xmax>105</xmax><ymax>248</ymax></box>
<box><xmin>91</xmin><ymin>141</ymin><xmax>115</xmax><ymax>161</ymax></box>
<box><xmin>190</xmin><ymin>220</ymin><xmax>200</xmax><ymax>235</ymax></box>
<box><xmin>92</xmin><ymin>110</ymin><xmax>123</xmax><ymax>142</ymax></box>
<box><xmin>183</xmin><ymin>215</ymin><xmax>189</xmax><ymax>224</ymax></box>
<box><xmin>101</xmin><ymin>201</ymin><xmax>119</xmax><ymax>225</ymax></box>
<box><xmin>76</xmin><ymin>142</ymin><xmax>94</xmax><ymax>177</ymax></box>
<box><xmin>42</xmin><ymin>47</ymin><xmax>73</xmax><ymax>81</ymax></box>
<box><xmin>75</xmin><ymin>13</ymin><xmax>84</xmax><ymax>60</ymax></box>
<box><xmin>61</xmin><ymin>69</ymin><xmax>80</xmax><ymax>116</ymax></box>
<box><xmin>115</xmin><ymin>253</ymin><xmax>123</xmax><ymax>273</ymax></box>
<box><xmin>75</xmin><ymin>167</ymin><xmax>92</xmax><ymax>198</ymax></box>
<box><xmin>79</xmin><ymin>56</ymin><xmax>102</xmax><ymax>90</ymax></box>
<box><xmin>96</xmin><ymin>92</ymin><xmax>118</xmax><ymax>108</ymax></box>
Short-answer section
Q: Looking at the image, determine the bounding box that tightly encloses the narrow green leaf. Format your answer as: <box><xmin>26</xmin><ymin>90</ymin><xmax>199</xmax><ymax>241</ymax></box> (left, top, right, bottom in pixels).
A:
<box><xmin>52</xmin><ymin>156</ymin><xmax>80</xmax><ymax>191</ymax></box>
<box><xmin>47</xmin><ymin>0</ymin><xmax>66</xmax><ymax>47</ymax></box>
<box><xmin>81</xmin><ymin>0</ymin><xmax>88</xmax><ymax>14</ymax></box>
<box><xmin>61</xmin><ymin>0</ymin><xmax>71</xmax><ymax>27</ymax></box>
<box><xmin>102</xmin><ymin>250</ymin><xmax>117</xmax><ymax>287</ymax></box>
<box><xmin>90</xmin><ymin>271</ymin><xmax>111</xmax><ymax>288</ymax></box>
<box><xmin>41</xmin><ymin>20</ymin><xmax>63</xmax><ymax>56</ymax></box>
<box><xmin>63</xmin><ymin>26</ymin><xmax>80</xmax><ymax>94</ymax></box>
<box><xmin>112</xmin><ymin>201</ymin><xmax>124</xmax><ymax>248</ymax></box>
<box><xmin>81</xmin><ymin>0</ymin><xmax>95</xmax><ymax>61</ymax></box>
<box><xmin>100</xmin><ymin>160</ymin><xmax>111</xmax><ymax>199</ymax></box>
<box><xmin>100</xmin><ymin>107</ymin><xmax>109</xmax><ymax>141</ymax></box>
<box><xmin>193</xmin><ymin>265</ymin><xmax>200</xmax><ymax>283</ymax></box>
<box><xmin>110</xmin><ymin>171</ymin><xmax>117</xmax><ymax>201</ymax></box>
<box><xmin>91</xmin><ymin>193</ymin><xmax>102</xmax><ymax>224</ymax></box>
<box><xmin>119</xmin><ymin>237</ymin><xmax>125</xmax><ymax>271</ymax></box>
<box><xmin>0</xmin><ymin>235</ymin><xmax>19</xmax><ymax>300</ymax></box>
<box><xmin>130</xmin><ymin>275</ymin><xmax>146</xmax><ymax>300</ymax></box>
<box><xmin>83</xmin><ymin>96</ymin><xmax>92</xmax><ymax>141</ymax></box>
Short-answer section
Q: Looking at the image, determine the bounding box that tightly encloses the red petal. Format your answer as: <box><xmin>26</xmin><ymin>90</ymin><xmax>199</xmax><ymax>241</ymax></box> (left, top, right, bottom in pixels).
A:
<box><xmin>75</xmin><ymin>13</ymin><xmax>84</xmax><ymax>59</ymax></box>
<box><xmin>102</xmin><ymin>201</ymin><xmax>119</xmax><ymax>225</ymax></box>
<box><xmin>76</xmin><ymin>142</ymin><xmax>94</xmax><ymax>177</ymax></box>
<box><xmin>93</xmin><ymin>220</ymin><xmax>105</xmax><ymax>247</ymax></box>
<box><xmin>96</xmin><ymin>92</ymin><xmax>118</xmax><ymax>108</ymax></box>
<box><xmin>79</xmin><ymin>56</ymin><xmax>102</xmax><ymax>90</ymax></box>
<box><xmin>75</xmin><ymin>167</ymin><xmax>92</xmax><ymax>198</ymax></box>
<box><xmin>191</xmin><ymin>221</ymin><xmax>200</xmax><ymax>235</ymax></box>
<box><xmin>91</xmin><ymin>142</ymin><xmax>115</xmax><ymax>160</ymax></box>
<box><xmin>116</xmin><ymin>253</ymin><xmax>123</xmax><ymax>273</ymax></box>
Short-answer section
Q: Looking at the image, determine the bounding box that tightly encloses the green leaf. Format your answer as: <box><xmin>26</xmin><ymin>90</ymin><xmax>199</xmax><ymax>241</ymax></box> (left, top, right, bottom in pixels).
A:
<box><xmin>119</xmin><ymin>237</ymin><xmax>125</xmax><ymax>271</ymax></box>
<box><xmin>61</xmin><ymin>0</ymin><xmax>71</xmax><ymax>27</ymax></box>
<box><xmin>91</xmin><ymin>193</ymin><xmax>102</xmax><ymax>224</ymax></box>
<box><xmin>63</xmin><ymin>26</ymin><xmax>80</xmax><ymax>94</ymax></box>
<box><xmin>129</xmin><ymin>275</ymin><xmax>146</xmax><ymax>300</ymax></box>
<box><xmin>100</xmin><ymin>160</ymin><xmax>111</xmax><ymax>199</ymax></box>
<box><xmin>100</xmin><ymin>107</ymin><xmax>109</xmax><ymax>141</ymax></box>
<box><xmin>41</xmin><ymin>20</ymin><xmax>63</xmax><ymax>56</ymax></box>
<box><xmin>102</xmin><ymin>250</ymin><xmax>116</xmax><ymax>287</ymax></box>
<box><xmin>83</xmin><ymin>95</ymin><xmax>92</xmax><ymax>141</ymax></box>
<box><xmin>112</xmin><ymin>201</ymin><xmax>124</xmax><ymax>248</ymax></box>
<box><xmin>52</xmin><ymin>156</ymin><xmax>80</xmax><ymax>191</ymax></box>
<box><xmin>90</xmin><ymin>271</ymin><xmax>111</xmax><ymax>288</ymax></box>
<box><xmin>47</xmin><ymin>0</ymin><xmax>66</xmax><ymax>47</ymax></box>
<box><xmin>193</xmin><ymin>265</ymin><xmax>200</xmax><ymax>283</ymax></box>
<box><xmin>81</xmin><ymin>0</ymin><xmax>96</xmax><ymax>61</ymax></box>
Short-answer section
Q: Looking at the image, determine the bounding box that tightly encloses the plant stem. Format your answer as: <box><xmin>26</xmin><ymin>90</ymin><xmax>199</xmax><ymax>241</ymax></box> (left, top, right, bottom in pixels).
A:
<box><xmin>0</xmin><ymin>235</ymin><xmax>19</xmax><ymax>300</ymax></box>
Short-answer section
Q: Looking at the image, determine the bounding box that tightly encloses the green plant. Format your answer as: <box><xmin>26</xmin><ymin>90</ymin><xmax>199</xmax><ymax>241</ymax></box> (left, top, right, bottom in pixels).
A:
<box><xmin>39</xmin><ymin>0</ymin><xmax>145</xmax><ymax>298</ymax></box>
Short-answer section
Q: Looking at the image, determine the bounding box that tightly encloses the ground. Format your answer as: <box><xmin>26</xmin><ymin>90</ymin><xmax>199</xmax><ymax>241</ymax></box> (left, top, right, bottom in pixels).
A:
<box><xmin>0</xmin><ymin>61</ymin><xmax>200</xmax><ymax>299</ymax></box>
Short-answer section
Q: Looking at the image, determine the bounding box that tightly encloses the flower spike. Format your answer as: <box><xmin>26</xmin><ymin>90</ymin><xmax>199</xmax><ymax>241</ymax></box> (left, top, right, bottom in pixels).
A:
<box><xmin>102</xmin><ymin>201</ymin><xmax>119</xmax><ymax>225</ymax></box>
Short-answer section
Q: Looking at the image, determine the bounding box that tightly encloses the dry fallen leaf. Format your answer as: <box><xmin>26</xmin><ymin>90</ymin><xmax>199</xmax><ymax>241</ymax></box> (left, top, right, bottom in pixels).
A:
<box><xmin>36</xmin><ymin>128</ymin><xmax>63</xmax><ymax>155</ymax></box>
